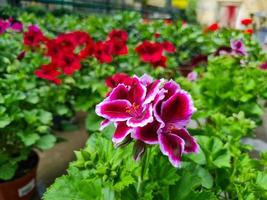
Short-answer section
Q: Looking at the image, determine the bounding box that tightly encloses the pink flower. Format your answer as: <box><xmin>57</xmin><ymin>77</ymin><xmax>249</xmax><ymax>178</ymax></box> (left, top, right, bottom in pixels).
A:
<box><xmin>259</xmin><ymin>61</ymin><xmax>267</xmax><ymax>70</ymax></box>
<box><xmin>96</xmin><ymin>74</ymin><xmax>199</xmax><ymax>167</ymax></box>
<box><xmin>187</xmin><ymin>71</ymin><xmax>198</xmax><ymax>81</ymax></box>
<box><xmin>231</xmin><ymin>39</ymin><xmax>247</xmax><ymax>56</ymax></box>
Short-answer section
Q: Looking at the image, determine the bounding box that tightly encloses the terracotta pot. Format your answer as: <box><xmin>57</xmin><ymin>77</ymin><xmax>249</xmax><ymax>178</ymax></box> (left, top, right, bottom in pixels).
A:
<box><xmin>0</xmin><ymin>152</ymin><xmax>39</xmax><ymax>200</ymax></box>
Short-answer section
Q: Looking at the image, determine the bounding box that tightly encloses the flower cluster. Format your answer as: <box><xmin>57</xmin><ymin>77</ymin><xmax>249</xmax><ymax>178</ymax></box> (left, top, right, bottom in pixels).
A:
<box><xmin>135</xmin><ymin>40</ymin><xmax>176</xmax><ymax>68</ymax></box>
<box><xmin>96</xmin><ymin>74</ymin><xmax>199</xmax><ymax>167</ymax></box>
<box><xmin>0</xmin><ymin>17</ymin><xmax>23</xmax><ymax>34</ymax></box>
<box><xmin>94</xmin><ymin>29</ymin><xmax>128</xmax><ymax>63</ymax></box>
<box><xmin>23</xmin><ymin>26</ymin><xmax>128</xmax><ymax>84</ymax></box>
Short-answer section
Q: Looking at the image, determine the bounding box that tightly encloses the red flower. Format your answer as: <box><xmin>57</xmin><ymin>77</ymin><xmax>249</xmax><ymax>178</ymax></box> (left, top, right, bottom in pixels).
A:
<box><xmin>164</xmin><ymin>19</ymin><xmax>173</xmax><ymax>25</ymax></box>
<box><xmin>161</xmin><ymin>41</ymin><xmax>176</xmax><ymax>53</ymax></box>
<box><xmin>259</xmin><ymin>61</ymin><xmax>267</xmax><ymax>70</ymax></box>
<box><xmin>154</xmin><ymin>32</ymin><xmax>161</xmax><ymax>39</ymax></box>
<box><xmin>107</xmin><ymin>39</ymin><xmax>128</xmax><ymax>56</ymax></box>
<box><xmin>241</xmin><ymin>18</ymin><xmax>253</xmax><ymax>26</ymax></box>
<box><xmin>24</xmin><ymin>25</ymin><xmax>46</xmax><ymax>47</ymax></box>
<box><xmin>35</xmin><ymin>64</ymin><xmax>61</xmax><ymax>84</ymax></box>
<box><xmin>17</xmin><ymin>51</ymin><xmax>26</xmax><ymax>61</ymax></box>
<box><xmin>108</xmin><ymin>29</ymin><xmax>128</xmax><ymax>42</ymax></box>
<box><xmin>135</xmin><ymin>41</ymin><xmax>163</xmax><ymax>63</ymax></box>
<box><xmin>105</xmin><ymin>73</ymin><xmax>133</xmax><ymax>89</ymax></box>
<box><xmin>53</xmin><ymin>53</ymin><xmax>81</xmax><ymax>75</ymax></box>
<box><xmin>93</xmin><ymin>41</ymin><xmax>113</xmax><ymax>63</ymax></box>
<box><xmin>244</xmin><ymin>29</ymin><xmax>254</xmax><ymax>35</ymax></box>
<box><xmin>151</xmin><ymin>56</ymin><xmax>167</xmax><ymax>68</ymax></box>
<box><xmin>206</xmin><ymin>23</ymin><xmax>219</xmax><ymax>32</ymax></box>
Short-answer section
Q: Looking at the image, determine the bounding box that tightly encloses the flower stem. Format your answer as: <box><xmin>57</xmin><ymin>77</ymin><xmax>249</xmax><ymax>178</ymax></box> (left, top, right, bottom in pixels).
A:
<box><xmin>137</xmin><ymin>147</ymin><xmax>150</xmax><ymax>195</ymax></box>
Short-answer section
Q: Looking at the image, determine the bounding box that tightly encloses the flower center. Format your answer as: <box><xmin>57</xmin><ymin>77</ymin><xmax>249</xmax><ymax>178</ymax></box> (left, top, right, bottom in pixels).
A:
<box><xmin>126</xmin><ymin>103</ymin><xmax>142</xmax><ymax>118</ymax></box>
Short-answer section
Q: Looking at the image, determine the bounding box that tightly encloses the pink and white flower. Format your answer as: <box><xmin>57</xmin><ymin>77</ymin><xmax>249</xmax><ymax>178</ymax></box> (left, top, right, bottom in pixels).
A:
<box><xmin>96</xmin><ymin>74</ymin><xmax>199</xmax><ymax>167</ymax></box>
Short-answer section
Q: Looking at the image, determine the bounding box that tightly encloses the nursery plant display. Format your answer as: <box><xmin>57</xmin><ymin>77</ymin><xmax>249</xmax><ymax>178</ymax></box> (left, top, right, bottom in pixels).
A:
<box><xmin>0</xmin><ymin>6</ymin><xmax>266</xmax><ymax>200</ymax></box>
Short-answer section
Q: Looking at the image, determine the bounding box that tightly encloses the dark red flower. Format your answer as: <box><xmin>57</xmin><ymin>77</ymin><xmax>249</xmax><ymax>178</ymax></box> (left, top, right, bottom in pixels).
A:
<box><xmin>241</xmin><ymin>18</ymin><xmax>253</xmax><ymax>26</ymax></box>
<box><xmin>107</xmin><ymin>39</ymin><xmax>128</xmax><ymax>56</ymax></box>
<box><xmin>244</xmin><ymin>29</ymin><xmax>254</xmax><ymax>35</ymax></box>
<box><xmin>108</xmin><ymin>29</ymin><xmax>128</xmax><ymax>42</ymax></box>
<box><xmin>154</xmin><ymin>32</ymin><xmax>161</xmax><ymax>39</ymax></box>
<box><xmin>105</xmin><ymin>73</ymin><xmax>133</xmax><ymax>89</ymax></box>
<box><xmin>93</xmin><ymin>41</ymin><xmax>113</xmax><ymax>63</ymax></box>
<box><xmin>35</xmin><ymin>64</ymin><xmax>61</xmax><ymax>84</ymax></box>
<box><xmin>53</xmin><ymin>53</ymin><xmax>81</xmax><ymax>75</ymax></box>
<box><xmin>135</xmin><ymin>41</ymin><xmax>163</xmax><ymax>63</ymax></box>
<box><xmin>151</xmin><ymin>56</ymin><xmax>167</xmax><ymax>68</ymax></box>
<box><xmin>17</xmin><ymin>51</ymin><xmax>26</xmax><ymax>61</ymax></box>
<box><xmin>23</xmin><ymin>25</ymin><xmax>46</xmax><ymax>47</ymax></box>
<box><xmin>162</xmin><ymin>41</ymin><xmax>176</xmax><ymax>53</ymax></box>
<box><xmin>259</xmin><ymin>61</ymin><xmax>267</xmax><ymax>70</ymax></box>
<box><xmin>164</xmin><ymin>19</ymin><xmax>173</xmax><ymax>25</ymax></box>
<box><xmin>206</xmin><ymin>23</ymin><xmax>219</xmax><ymax>32</ymax></box>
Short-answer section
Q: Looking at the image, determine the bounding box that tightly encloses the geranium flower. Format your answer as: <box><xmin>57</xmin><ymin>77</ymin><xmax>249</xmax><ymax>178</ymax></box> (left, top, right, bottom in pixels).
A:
<box><xmin>162</xmin><ymin>41</ymin><xmax>176</xmax><ymax>53</ymax></box>
<box><xmin>135</xmin><ymin>41</ymin><xmax>163</xmax><ymax>63</ymax></box>
<box><xmin>93</xmin><ymin>41</ymin><xmax>113</xmax><ymax>63</ymax></box>
<box><xmin>241</xmin><ymin>18</ymin><xmax>253</xmax><ymax>26</ymax></box>
<box><xmin>244</xmin><ymin>29</ymin><xmax>253</xmax><ymax>35</ymax></box>
<box><xmin>34</xmin><ymin>64</ymin><xmax>61</xmax><ymax>84</ymax></box>
<box><xmin>108</xmin><ymin>29</ymin><xmax>128</xmax><ymax>42</ymax></box>
<box><xmin>154</xmin><ymin>32</ymin><xmax>161</xmax><ymax>38</ymax></box>
<box><xmin>206</xmin><ymin>23</ymin><xmax>219</xmax><ymax>32</ymax></box>
<box><xmin>259</xmin><ymin>61</ymin><xmax>267</xmax><ymax>70</ymax></box>
<box><xmin>151</xmin><ymin>56</ymin><xmax>167</xmax><ymax>68</ymax></box>
<box><xmin>54</xmin><ymin>53</ymin><xmax>81</xmax><ymax>75</ymax></box>
<box><xmin>187</xmin><ymin>71</ymin><xmax>198</xmax><ymax>81</ymax></box>
<box><xmin>0</xmin><ymin>19</ymin><xmax>10</xmax><ymax>34</ymax></box>
<box><xmin>107</xmin><ymin>39</ymin><xmax>128</xmax><ymax>56</ymax></box>
<box><xmin>24</xmin><ymin>25</ymin><xmax>46</xmax><ymax>47</ymax></box>
<box><xmin>17</xmin><ymin>51</ymin><xmax>26</xmax><ymax>61</ymax></box>
<box><xmin>105</xmin><ymin>73</ymin><xmax>133</xmax><ymax>89</ymax></box>
<box><xmin>96</xmin><ymin>74</ymin><xmax>199</xmax><ymax>167</ymax></box>
<box><xmin>231</xmin><ymin>39</ymin><xmax>247</xmax><ymax>56</ymax></box>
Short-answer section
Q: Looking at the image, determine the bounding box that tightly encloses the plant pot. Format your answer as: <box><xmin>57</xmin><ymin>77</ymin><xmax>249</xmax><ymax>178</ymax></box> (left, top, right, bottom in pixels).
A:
<box><xmin>0</xmin><ymin>151</ymin><xmax>39</xmax><ymax>200</ymax></box>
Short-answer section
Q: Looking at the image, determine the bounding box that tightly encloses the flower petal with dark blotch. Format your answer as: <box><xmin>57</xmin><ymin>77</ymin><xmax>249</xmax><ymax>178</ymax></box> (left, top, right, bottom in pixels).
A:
<box><xmin>144</xmin><ymin>79</ymin><xmax>161</xmax><ymax>105</ymax></box>
<box><xmin>107</xmin><ymin>84</ymin><xmax>129</xmax><ymax>101</ymax></box>
<box><xmin>171</xmin><ymin>128</ymin><xmax>199</xmax><ymax>153</ymax></box>
<box><xmin>95</xmin><ymin>100</ymin><xmax>131</xmax><ymax>121</ymax></box>
<box><xmin>127</xmin><ymin>104</ymin><xmax>153</xmax><ymax>127</ymax></box>
<box><xmin>132</xmin><ymin>120</ymin><xmax>161</xmax><ymax>144</ymax></box>
<box><xmin>127</xmin><ymin>77</ymin><xmax>147</xmax><ymax>104</ymax></box>
<box><xmin>159</xmin><ymin>133</ymin><xmax>185</xmax><ymax>167</ymax></box>
<box><xmin>161</xmin><ymin>90</ymin><xmax>195</xmax><ymax>126</ymax></box>
<box><xmin>163</xmin><ymin>80</ymin><xmax>180</xmax><ymax>99</ymax></box>
<box><xmin>112</xmin><ymin>122</ymin><xmax>132</xmax><ymax>144</ymax></box>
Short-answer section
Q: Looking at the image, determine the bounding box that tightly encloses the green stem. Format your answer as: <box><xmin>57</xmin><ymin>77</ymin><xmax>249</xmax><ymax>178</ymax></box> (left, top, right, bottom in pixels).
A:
<box><xmin>137</xmin><ymin>148</ymin><xmax>150</xmax><ymax>195</ymax></box>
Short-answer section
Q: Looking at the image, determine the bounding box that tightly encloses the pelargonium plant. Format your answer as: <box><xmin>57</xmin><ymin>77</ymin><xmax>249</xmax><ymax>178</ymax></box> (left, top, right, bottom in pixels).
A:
<box><xmin>96</xmin><ymin>74</ymin><xmax>199</xmax><ymax>167</ymax></box>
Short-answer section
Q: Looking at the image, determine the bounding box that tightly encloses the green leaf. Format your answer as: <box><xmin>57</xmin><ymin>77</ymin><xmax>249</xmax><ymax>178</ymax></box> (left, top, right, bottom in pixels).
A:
<box><xmin>36</xmin><ymin>135</ymin><xmax>57</xmax><ymax>150</ymax></box>
<box><xmin>256</xmin><ymin>172</ymin><xmax>267</xmax><ymax>190</ymax></box>
<box><xmin>0</xmin><ymin>162</ymin><xmax>17</xmax><ymax>180</ymax></box>
<box><xmin>0</xmin><ymin>115</ymin><xmax>11</xmax><ymax>128</ymax></box>
<box><xmin>38</xmin><ymin>110</ymin><xmax>52</xmax><ymax>124</ymax></box>
<box><xmin>17</xmin><ymin>132</ymin><xmax>40</xmax><ymax>146</ymax></box>
<box><xmin>85</xmin><ymin>110</ymin><xmax>102</xmax><ymax>132</ymax></box>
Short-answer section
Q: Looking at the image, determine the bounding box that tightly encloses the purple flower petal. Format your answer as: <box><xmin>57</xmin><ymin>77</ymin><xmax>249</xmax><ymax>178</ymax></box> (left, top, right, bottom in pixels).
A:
<box><xmin>144</xmin><ymin>79</ymin><xmax>161</xmax><ymax>105</ymax></box>
<box><xmin>161</xmin><ymin>90</ymin><xmax>196</xmax><ymax>126</ymax></box>
<box><xmin>140</xmin><ymin>74</ymin><xmax>153</xmax><ymax>86</ymax></box>
<box><xmin>107</xmin><ymin>84</ymin><xmax>129</xmax><ymax>101</ymax></box>
<box><xmin>163</xmin><ymin>80</ymin><xmax>180</xmax><ymax>99</ymax></box>
<box><xmin>153</xmin><ymin>89</ymin><xmax>167</xmax><ymax>127</ymax></box>
<box><xmin>112</xmin><ymin>122</ymin><xmax>132</xmax><ymax>144</ymax></box>
<box><xmin>171</xmin><ymin>128</ymin><xmax>199</xmax><ymax>153</ymax></box>
<box><xmin>132</xmin><ymin>120</ymin><xmax>161</xmax><ymax>144</ymax></box>
<box><xmin>100</xmin><ymin>119</ymin><xmax>111</xmax><ymax>130</ymax></box>
<box><xmin>159</xmin><ymin>133</ymin><xmax>185</xmax><ymax>167</ymax></box>
<box><xmin>230</xmin><ymin>39</ymin><xmax>247</xmax><ymax>56</ymax></box>
<box><xmin>127</xmin><ymin>77</ymin><xmax>147</xmax><ymax>104</ymax></box>
<box><xmin>96</xmin><ymin>100</ymin><xmax>131</xmax><ymax>121</ymax></box>
<box><xmin>126</xmin><ymin>104</ymin><xmax>153</xmax><ymax>127</ymax></box>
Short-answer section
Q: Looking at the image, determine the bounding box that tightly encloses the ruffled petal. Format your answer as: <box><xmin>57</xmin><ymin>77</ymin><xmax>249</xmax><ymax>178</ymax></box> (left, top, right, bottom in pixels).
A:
<box><xmin>161</xmin><ymin>90</ymin><xmax>196</xmax><ymax>126</ymax></box>
<box><xmin>126</xmin><ymin>104</ymin><xmax>153</xmax><ymax>127</ymax></box>
<box><xmin>95</xmin><ymin>100</ymin><xmax>131</xmax><ymax>121</ymax></box>
<box><xmin>144</xmin><ymin>79</ymin><xmax>161</xmax><ymax>105</ymax></box>
<box><xmin>107</xmin><ymin>84</ymin><xmax>129</xmax><ymax>101</ymax></box>
<box><xmin>171</xmin><ymin>128</ymin><xmax>199</xmax><ymax>153</ymax></box>
<box><xmin>159</xmin><ymin>133</ymin><xmax>185</xmax><ymax>167</ymax></box>
<box><xmin>112</xmin><ymin>122</ymin><xmax>132</xmax><ymax>144</ymax></box>
<box><xmin>100</xmin><ymin>119</ymin><xmax>111</xmax><ymax>130</ymax></box>
<box><xmin>132</xmin><ymin>120</ymin><xmax>161</xmax><ymax>144</ymax></box>
<box><xmin>127</xmin><ymin>77</ymin><xmax>147</xmax><ymax>104</ymax></box>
